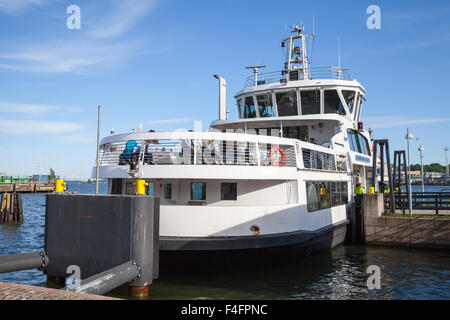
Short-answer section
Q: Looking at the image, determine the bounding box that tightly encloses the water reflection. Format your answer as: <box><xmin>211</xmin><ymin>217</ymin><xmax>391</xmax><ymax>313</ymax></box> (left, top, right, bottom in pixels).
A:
<box><xmin>0</xmin><ymin>182</ymin><xmax>449</xmax><ymax>299</ymax></box>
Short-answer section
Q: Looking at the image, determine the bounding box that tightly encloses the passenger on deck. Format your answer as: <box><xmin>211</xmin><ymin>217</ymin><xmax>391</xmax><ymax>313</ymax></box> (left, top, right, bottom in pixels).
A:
<box><xmin>309</xmin><ymin>138</ymin><xmax>316</xmax><ymax>144</ymax></box>
<box><xmin>119</xmin><ymin>140</ymin><xmax>138</xmax><ymax>165</ymax></box>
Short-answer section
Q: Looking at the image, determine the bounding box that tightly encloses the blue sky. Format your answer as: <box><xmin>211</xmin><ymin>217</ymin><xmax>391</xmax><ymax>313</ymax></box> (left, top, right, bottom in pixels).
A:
<box><xmin>0</xmin><ymin>0</ymin><xmax>449</xmax><ymax>179</ymax></box>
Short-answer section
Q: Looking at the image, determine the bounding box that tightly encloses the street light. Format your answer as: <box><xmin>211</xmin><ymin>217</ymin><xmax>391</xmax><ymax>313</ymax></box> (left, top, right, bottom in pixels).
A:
<box><xmin>418</xmin><ymin>145</ymin><xmax>424</xmax><ymax>193</ymax></box>
<box><xmin>445</xmin><ymin>147</ymin><xmax>449</xmax><ymax>176</ymax></box>
<box><xmin>405</xmin><ymin>128</ymin><xmax>413</xmax><ymax>215</ymax></box>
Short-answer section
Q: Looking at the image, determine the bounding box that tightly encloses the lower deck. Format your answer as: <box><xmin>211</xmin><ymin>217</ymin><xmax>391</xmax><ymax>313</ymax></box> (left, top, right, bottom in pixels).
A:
<box><xmin>107</xmin><ymin>173</ymin><xmax>352</xmax><ymax>241</ymax></box>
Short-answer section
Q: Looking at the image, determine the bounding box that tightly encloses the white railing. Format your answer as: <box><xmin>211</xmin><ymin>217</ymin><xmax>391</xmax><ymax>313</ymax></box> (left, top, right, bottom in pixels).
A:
<box><xmin>98</xmin><ymin>131</ymin><xmax>344</xmax><ymax>172</ymax></box>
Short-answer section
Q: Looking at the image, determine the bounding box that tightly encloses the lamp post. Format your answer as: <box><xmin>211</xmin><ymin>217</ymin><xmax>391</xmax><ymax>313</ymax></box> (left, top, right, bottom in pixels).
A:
<box><xmin>95</xmin><ymin>105</ymin><xmax>101</xmax><ymax>195</ymax></box>
<box><xmin>405</xmin><ymin>128</ymin><xmax>413</xmax><ymax>215</ymax></box>
<box><xmin>445</xmin><ymin>146</ymin><xmax>449</xmax><ymax>176</ymax></box>
<box><xmin>418</xmin><ymin>145</ymin><xmax>424</xmax><ymax>193</ymax></box>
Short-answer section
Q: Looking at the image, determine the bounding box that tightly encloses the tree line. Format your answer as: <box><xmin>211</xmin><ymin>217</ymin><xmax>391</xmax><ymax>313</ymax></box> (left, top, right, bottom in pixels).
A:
<box><xmin>410</xmin><ymin>163</ymin><xmax>448</xmax><ymax>173</ymax></box>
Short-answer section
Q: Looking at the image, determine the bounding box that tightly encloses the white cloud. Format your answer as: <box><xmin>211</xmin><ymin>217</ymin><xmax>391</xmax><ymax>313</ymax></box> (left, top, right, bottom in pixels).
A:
<box><xmin>145</xmin><ymin>118</ymin><xmax>194</xmax><ymax>125</ymax></box>
<box><xmin>88</xmin><ymin>0</ymin><xmax>157</xmax><ymax>39</ymax></box>
<box><xmin>54</xmin><ymin>133</ymin><xmax>96</xmax><ymax>143</ymax></box>
<box><xmin>0</xmin><ymin>101</ymin><xmax>83</xmax><ymax>116</ymax></box>
<box><xmin>0</xmin><ymin>0</ymin><xmax>51</xmax><ymax>14</ymax></box>
<box><xmin>0</xmin><ymin>119</ymin><xmax>83</xmax><ymax>134</ymax></box>
<box><xmin>0</xmin><ymin>38</ymin><xmax>141</xmax><ymax>73</ymax></box>
<box><xmin>0</xmin><ymin>1</ymin><xmax>157</xmax><ymax>73</ymax></box>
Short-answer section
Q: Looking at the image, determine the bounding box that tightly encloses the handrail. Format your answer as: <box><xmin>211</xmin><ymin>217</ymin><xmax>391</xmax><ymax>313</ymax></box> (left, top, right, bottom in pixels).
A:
<box><xmin>244</xmin><ymin>67</ymin><xmax>352</xmax><ymax>88</ymax></box>
<box><xmin>97</xmin><ymin>131</ymin><xmax>341</xmax><ymax>171</ymax></box>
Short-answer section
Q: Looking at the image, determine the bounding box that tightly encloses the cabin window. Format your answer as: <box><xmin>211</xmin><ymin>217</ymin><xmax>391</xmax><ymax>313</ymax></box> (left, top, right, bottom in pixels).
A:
<box><xmin>164</xmin><ymin>184</ymin><xmax>172</xmax><ymax>200</ymax></box>
<box><xmin>257</xmin><ymin>93</ymin><xmax>275</xmax><ymax>117</ymax></box>
<box><xmin>276</xmin><ymin>91</ymin><xmax>298</xmax><ymax>116</ymax></box>
<box><xmin>126</xmin><ymin>182</ymin><xmax>134</xmax><ymax>195</ymax></box>
<box><xmin>324</xmin><ymin>90</ymin><xmax>346</xmax><ymax>115</ymax></box>
<box><xmin>111</xmin><ymin>179</ymin><xmax>122</xmax><ymax>195</ymax></box>
<box><xmin>347</xmin><ymin>129</ymin><xmax>371</xmax><ymax>156</ymax></box>
<box><xmin>347</xmin><ymin>130</ymin><xmax>359</xmax><ymax>153</ymax></box>
<box><xmin>307</xmin><ymin>181</ymin><xmax>348</xmax><ymax>212</ymax></box>
<box><xmin>191</xmin><ymin>182</ymin><xmax>206</xmax><ymax>201</ymax></box>
<box><xmin>342</xmin><ymin>90</ymin><xmax>356</xmax><ymax>114</ymax></box>
<box><xmin>319</xmin><ymin>182</ymin><xmax>331</xmax><ymax>210</ymax></box>
<box><xmin>243</xmin><ymin>96</ymin><xmax>256</xmax><ymax>118</ymax></box>
<box><xmin>237</xmin><ymin>99</ymin><xmax>242</xmax><ymax>118</ymax></box>
<box><xmin>306</xmin><ymin>182</ymin><xmax>320</xmax><ymax>212</ymax></box>
<box><xmin>283</xmin><ymin>126</ymin><xmax>308</xmax><ymax>141</ymax></box>
<box><xmin>359</xmin><ymin>133</ymin><xmax>370</xmax><ymax>156</ymax></box>
<box><xmin>300</xmin><ymin>90</ymin><xmax>320</xmax><ymax>115</ymax></box>
<box><xmin>221</xmin><ymin>182</ymin><xmax>237</xmax><ymax>200</ymax></box>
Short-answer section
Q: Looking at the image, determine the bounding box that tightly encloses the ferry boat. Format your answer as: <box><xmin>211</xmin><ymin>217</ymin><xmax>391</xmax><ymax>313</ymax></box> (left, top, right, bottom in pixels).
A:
<box><xmin>95</xmin><ymin>26</ymin><xmax>375</xmax><ymax>259</ymax></box>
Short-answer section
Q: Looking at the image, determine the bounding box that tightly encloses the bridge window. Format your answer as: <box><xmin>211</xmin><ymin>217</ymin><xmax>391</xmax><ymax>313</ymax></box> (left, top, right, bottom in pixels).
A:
<box><xmin>237</xmin><ymin>99</ymin><xmax>242</xmax><ymax>118</ymax></box>
<box><xmin>276</xmin><ymin>91</ymin><xmax>298</xmax><ymax>116</ymax></box>
<box><xmin>300</xmin><ymin>90</ymin><xmax>320</xmax><ymax>115</ymax></box>
<box><xmin>347</xmin><ymin>129</ymin><xmax>371</xmax><ymax>156</ymax></box>
<box><xmin>342</xmin><ymin>90</ymin><xmax>356</xmax><ymax>114</ymax></box>
<box><xmin>324</xmin><ymin>90</ymin><xmax>346</xmax><ymax>115</ymax></box>
<box><xmin>257</xmin><ymin>93</ymin><xmax>275</xmax><ymax>117</ymax></box>
<box><xmin>243</xmin><ymin>96</ymin><xmax>256</xmax><ymax>118</ymax></box>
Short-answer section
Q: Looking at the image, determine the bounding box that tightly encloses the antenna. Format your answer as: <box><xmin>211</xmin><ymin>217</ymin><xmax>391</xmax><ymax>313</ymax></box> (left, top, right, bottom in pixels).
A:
<box><xmin>309</xmin><ymin>16</ymin><xmax>316</xmax><ymax>68</ymax></box>
<box><xmin>338</xmin><ymin>35</ymin><xmax>341</xmax><ymax>69</ymax></box>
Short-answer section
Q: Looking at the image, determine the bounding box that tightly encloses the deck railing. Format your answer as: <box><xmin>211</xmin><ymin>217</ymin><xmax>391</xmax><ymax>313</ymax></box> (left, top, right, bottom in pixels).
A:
<box><xmin>384</xmin><ymin>192</ymin><xmax>450</xmax><ymax>215</ymax></box>
<box><xmin>244</xmin><ymin>67</ymin><xmax>352</xmax><ymax>87</ymax></box>
<box><xmin>98</xmin><ymin>131</ymin><xmax>343</xmax><ymax>172</ymax></box>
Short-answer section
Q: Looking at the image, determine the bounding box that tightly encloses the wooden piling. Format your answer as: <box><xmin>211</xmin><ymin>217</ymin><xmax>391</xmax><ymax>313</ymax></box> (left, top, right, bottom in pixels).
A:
<box><xmin>0</xmin><ymin>193</ymin><xmax>23</xmax><ymax>223</ymax></box>
<box><xmin>8</xmin><ymin>193</ymin><xmax>14</xmax><ymax>223</ymax></box>
<box><xmin>0</xmin><ymin>193</ymin><xmax>6</xmax><ymax>223</ymax></box>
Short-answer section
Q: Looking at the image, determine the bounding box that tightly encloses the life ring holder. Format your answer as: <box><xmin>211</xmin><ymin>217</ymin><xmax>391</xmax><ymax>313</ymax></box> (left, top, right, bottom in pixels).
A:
<box><xmin>269</xmin><ymin>146</ymin><xmax>286</xmax><ymax>167</ymax></box>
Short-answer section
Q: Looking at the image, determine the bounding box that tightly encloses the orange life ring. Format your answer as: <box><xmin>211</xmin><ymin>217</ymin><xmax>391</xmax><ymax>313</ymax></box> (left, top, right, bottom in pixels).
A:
<box><xmin>269</xmin><ymin>146</ymin><xmax>286</xmax><ymax>167</ymax></box>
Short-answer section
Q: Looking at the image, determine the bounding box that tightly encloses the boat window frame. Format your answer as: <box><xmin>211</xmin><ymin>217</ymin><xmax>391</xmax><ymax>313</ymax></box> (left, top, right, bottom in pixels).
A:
<box><xmin>191</xmin><ymin>182</ymin><xmax>207</xmax><ymax>201</ymax></box>
<box><xmin>220</xmin><ymin>182</ymin><xmax>238</xmax><ymax>201</ymax></box>
<box><xmin>256</xmin><ymin>92</ymin><xmax>276</xmax><ymax>118</ymax></box>
<box><xmin>237</xmin><ymin>98</ymin><xmax>243</xmax><ymax>119</ymax></box>
<box><xmin>299</xmin><ymin>88</ymin><xmax>322</xmax><ymax>116</ymax></box>
<box><xmin>340</xmin><ymin>89</ymin><xmax>357</xmax><ymax>115</ymax></box>
<box><xmin>243</xmin><ymin>95</ymin><xmax>258</xmax><ymax>119</ymax></box>
<box><xmin>323</xmin><ymin>88</ymin><xmax>348</xmax><ymax>116</ymax></box>
<box><xmin>274</xmin><ymin>89</ymin><xmax>300</xmax><ymax>117</ymax></box>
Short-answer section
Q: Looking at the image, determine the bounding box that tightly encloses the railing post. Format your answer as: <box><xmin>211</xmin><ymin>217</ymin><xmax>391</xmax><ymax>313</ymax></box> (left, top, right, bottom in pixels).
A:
<box><xmin>436</xmin><ymin>193</ymin><xmax>439</xmax><ymax>215</ymax></box>
<box><xmin>256</xmin><ymin>142</ymin><xmax>260</xmax><ymax>166</ymax></box>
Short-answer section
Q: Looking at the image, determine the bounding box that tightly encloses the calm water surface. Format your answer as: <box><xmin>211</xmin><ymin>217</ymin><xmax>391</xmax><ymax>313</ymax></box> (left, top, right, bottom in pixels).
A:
<box><xmin>0</xmin><ymin>182</ymin><xmax>449</xmax><ymax>300</ymax></box>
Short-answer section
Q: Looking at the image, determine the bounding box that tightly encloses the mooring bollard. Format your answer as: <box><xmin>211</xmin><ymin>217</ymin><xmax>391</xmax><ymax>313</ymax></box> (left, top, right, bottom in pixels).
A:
<box><xmin>133</xmin><ymin>179</ymin><xmax>148</xmax><ymax>196</ymax></box>
<box><xmin>55</xmin><ymin>179</ymin><xmax>66</xmax><ymax>193</ymax></box>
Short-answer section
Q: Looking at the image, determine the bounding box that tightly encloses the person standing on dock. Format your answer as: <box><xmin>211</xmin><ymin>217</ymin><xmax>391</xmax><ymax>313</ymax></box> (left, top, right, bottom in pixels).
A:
<box><xmin>354</xmin><ymin>183</ymin><xmax>365</xmax><ymax>194</ymax></box>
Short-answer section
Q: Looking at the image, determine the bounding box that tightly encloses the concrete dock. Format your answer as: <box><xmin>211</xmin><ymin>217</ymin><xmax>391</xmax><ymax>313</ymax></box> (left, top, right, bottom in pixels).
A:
<box><xmin>362</xmin><ymin>193</ymin><xmax>450</xmax><ymax>249</ymax></box>
<box><xmin>0</xmin><ymin>281</ymin><xmax>120</xmax><ymax>300</ymax></box>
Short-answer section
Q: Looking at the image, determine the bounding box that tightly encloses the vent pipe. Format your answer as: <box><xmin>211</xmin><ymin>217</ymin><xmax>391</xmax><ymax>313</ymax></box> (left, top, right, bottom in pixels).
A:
<box><xmin>213</xmin><ymin>75</ymin><xmax>226</xmax><ymax>120</ymax></box>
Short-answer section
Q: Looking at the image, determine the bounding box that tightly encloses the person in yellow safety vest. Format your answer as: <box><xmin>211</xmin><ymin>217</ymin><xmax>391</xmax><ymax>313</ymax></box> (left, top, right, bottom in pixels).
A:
<box><xmin>384</xmin><ymin>187</ymin><xmax>390</xmax><ymax>194</ymax></box>
<box><xmin>354</xmin><ymin>183</ymin><xmax>365</xmax><ymax>194</ymax></box>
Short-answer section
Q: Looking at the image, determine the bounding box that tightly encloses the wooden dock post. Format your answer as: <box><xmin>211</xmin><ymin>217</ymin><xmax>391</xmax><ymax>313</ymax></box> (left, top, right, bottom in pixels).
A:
<box><xmin>0</xmin><ymin>193</ymin><xmax>23</xmax><ymax>223</ymax></box>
